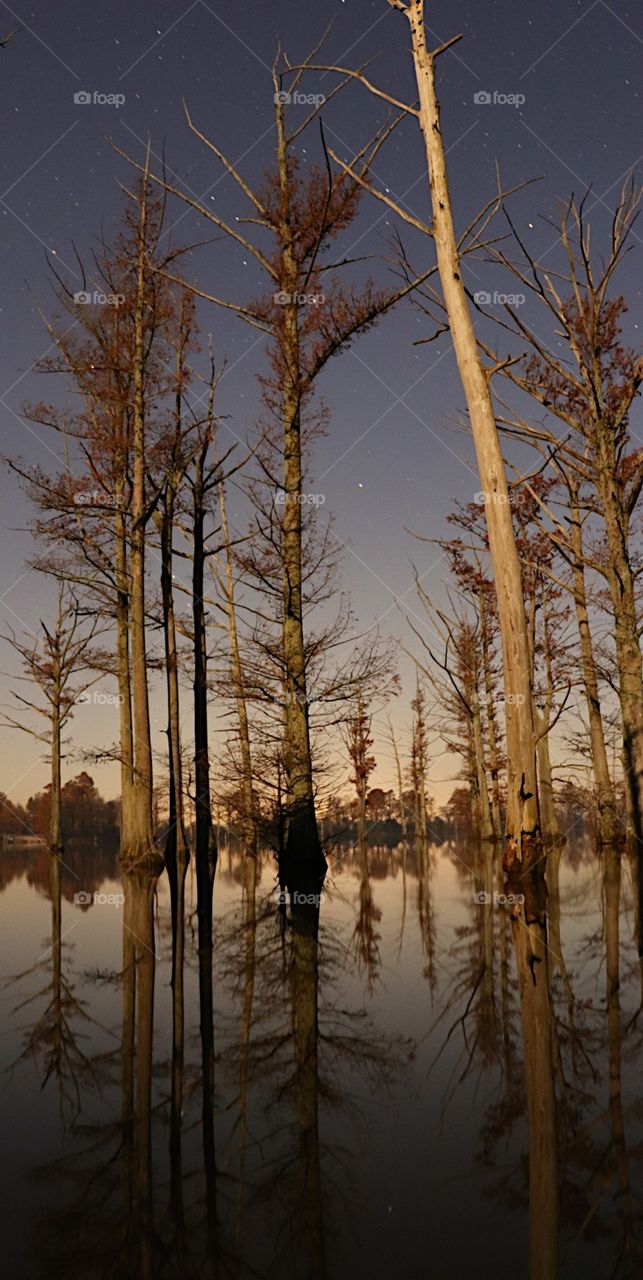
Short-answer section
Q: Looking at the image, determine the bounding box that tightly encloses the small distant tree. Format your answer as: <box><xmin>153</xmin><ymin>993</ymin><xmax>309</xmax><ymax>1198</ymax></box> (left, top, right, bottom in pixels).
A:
<box><xmin>345</xmin><ymin>692</ymin><xmax>376</xmax><ymax>846</ymax></box>
<box><xmin>2</xmin><ymin>589</ymin><xmax>99</xmax><ymax>858</ymax></box>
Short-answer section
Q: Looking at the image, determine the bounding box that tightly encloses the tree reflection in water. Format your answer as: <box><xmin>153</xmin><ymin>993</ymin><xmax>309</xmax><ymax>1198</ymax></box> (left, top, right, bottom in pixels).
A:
<box><xmin>3</xmin><ymin>836</ymin><xmax>643</xmax><ymax>1277</ymax></box>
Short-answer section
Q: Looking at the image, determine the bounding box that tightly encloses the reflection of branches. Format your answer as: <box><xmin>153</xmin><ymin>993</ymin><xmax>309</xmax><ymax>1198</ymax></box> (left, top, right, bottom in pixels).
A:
<box><xmin>214</xmin><ymin>866</ymin><xmax>407</xmax><ymax>1277</ymax></box>
<box><xmin>350</xmin><ymin>841</ymin><xmax>382</xmax><ymax>992</ymax></box>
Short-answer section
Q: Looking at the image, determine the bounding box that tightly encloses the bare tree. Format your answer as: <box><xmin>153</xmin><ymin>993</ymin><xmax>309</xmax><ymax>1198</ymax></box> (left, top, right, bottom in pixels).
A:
<box><xmin>307</xmin><ymin>1</ymin><xmax>542</xmax><ymax>862</ymax></box>
<box><xmin>119</xmin><ymin>45</ymin><xmax>431</xmax><ymax>872</ymax></box>
<box><xmin>2</xmin><ymin>588</ymin><xmax>99</xmax><ymax>858</ymax></box>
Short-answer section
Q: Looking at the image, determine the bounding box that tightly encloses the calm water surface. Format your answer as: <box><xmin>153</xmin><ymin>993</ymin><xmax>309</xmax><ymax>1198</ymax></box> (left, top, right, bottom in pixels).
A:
<box><xmin>0</xmin><ymin>837</ymin><xmax>641</xmax><ymax>1278</ymax></box>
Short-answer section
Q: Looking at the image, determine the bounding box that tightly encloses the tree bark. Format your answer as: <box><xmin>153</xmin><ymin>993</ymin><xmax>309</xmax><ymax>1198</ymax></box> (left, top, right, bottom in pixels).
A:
<box><xmin>479</xmin><ymin>587</ymin><xmax>502</xmax><ymax>837</ymax></box>
<box><xmin>397</xmin><ymin>0</ymin><xmax>540</xmax><ymax>862</ymax></box>
<box><xmin>127</xmin><ymin>170</ymin><xmax>155</xmax><ymax>862</ymax></box>
<box><xmin>275</xmin><ymin>103</ymin><xmax>324</xmax><ymax>873</ymax></box>
<box><xmin>567</xmin><ymin>480</ymin><xmax>618</xmax><ymax>843</ymax></box>
<box><xmin>218</xmin><ymin>474</ymin><xmax>257</xmax><ymax>861</ymax></box>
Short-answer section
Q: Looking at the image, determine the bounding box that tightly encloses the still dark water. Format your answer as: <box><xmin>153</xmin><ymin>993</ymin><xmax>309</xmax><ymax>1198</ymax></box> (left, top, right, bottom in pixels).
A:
<box><xmin>1</xmin><ymin>837</ymin><xmax>641</xmax><ymax>1279</ymax></box>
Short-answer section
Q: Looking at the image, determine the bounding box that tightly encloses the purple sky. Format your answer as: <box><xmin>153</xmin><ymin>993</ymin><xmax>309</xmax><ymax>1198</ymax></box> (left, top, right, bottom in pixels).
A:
<box><xmin>0</xmin><ymin>0</ymin><xmax>641</xmax><ymax>806</ymax></box>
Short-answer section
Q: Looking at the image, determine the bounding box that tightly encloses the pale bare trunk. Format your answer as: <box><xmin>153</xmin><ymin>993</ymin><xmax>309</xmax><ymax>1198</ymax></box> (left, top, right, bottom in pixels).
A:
<box><xmin>388</xmin><ymin>718</ymin><xmax>408</xmax><ymax>842</ymax></box>
<box><xmin>400</xmin><ymin>0</ymin><xmax>540</xmax><ymax>860</ymax></box>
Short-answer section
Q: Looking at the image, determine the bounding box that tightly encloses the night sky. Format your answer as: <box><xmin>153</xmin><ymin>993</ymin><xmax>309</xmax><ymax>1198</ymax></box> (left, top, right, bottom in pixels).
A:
<box><xmin>0</xmin><ymin>0</ymin><xmax>641</xmax><ymax>804</ymax></box>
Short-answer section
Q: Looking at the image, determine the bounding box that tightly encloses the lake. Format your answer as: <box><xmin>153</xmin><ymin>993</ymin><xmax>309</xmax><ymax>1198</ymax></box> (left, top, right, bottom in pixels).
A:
<box><xmin>0</xmin><ymin>836</ymin><xmax>640</xmax><ymax>1278</ymax></box>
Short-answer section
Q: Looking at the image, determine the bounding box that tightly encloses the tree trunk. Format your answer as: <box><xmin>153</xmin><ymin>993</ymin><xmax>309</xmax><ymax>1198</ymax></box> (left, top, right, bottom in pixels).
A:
<box><xmin>192</xmin><ymin>446</ymin><xmax>217</xmax><ymax>887</ymax></box>
<box><xmin>593</xmin><ymin>428</ymin><xmax>643</xmax><ymax>848</ymax></box>
<box><xmin>275</xmin><ymin>106</ymin><xmax>324</xmax><ymax>874</ymax></box>
<box><xmin>567</xmin><ymin>482</ymin><xmax>617</xmax><ymax>843</ymax></box>
<box><xmin>604</xmin><ymin>843</ymin><xmax>632</xmax><ymax>1248</ymax></box>
<box><xmin>49</xmin><ymin>700</ymin><xmax>63</xmax><ymax>858</ymax></box>
<box><xmin>127</xmin><ymin>173</ymin><xmax>155</xmax><ymax>862</ymax></box>
<box><xmin>218</xmin><ymin>475</ymin><xmax>257</xmax><ymax>861</ymax></box>
<box><xmin>400</xmin><ymin>0</ymin><xmax>540</xmax><ymax>862</ymax></box>
<box><xmin>161</xmin><ymin>491</ymin><xmax>189</xmax><ymax>866</ymax></box>
<box><xmin>479</xmin><ymin>587</ymin><xmax>502</xmax><ymax>837</ymax></box>
<box><xmin>471</xmin><ymin>680</ymin><xmax>494</xmax><ymax>842</ymax></box>
<box><xmin>388</xmin><ymin>719</ymin><xmax>408</xmax><ymax>842</ymax></box>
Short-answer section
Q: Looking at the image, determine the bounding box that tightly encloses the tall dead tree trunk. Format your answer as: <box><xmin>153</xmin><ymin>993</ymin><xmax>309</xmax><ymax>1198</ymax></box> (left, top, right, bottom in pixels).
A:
<box><xmin>386</xmin><ymin>715</ymin><xmax>408</xmax><ymax>842</ymax></box>
<box><xmin>127</xmin><ymin>166</ymin><xmax>155</xmax><ymax>863</ymax></box>
<box><xmin>389</xmin><ymin>0</ymin><xmax>540</xmax><ymax>863</ymax></box>
<box><xmin>217</xmin><ymin>473</ymin><xmax>257</xmax><ymax>862</ymax></box>
<box><xmin>192</xmin><ymin>439</ymin><xmax>217</xmax><ymax>897</ymax></box>
<box><xmin>566</xmin><ymin>479</ymin><xmax>617</xmax><ymax>843</ymax></box>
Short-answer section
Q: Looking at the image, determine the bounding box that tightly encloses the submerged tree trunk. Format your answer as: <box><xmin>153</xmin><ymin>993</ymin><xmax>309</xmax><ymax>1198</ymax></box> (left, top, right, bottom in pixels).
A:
<box><xmin>394</xmin><ymin>0</ymin><xmax>540</xmax><ymax>861</ymax></box>
<box><xmin>508</xmin><ymin>866</ymin><xmax>559</xmax><ymax>1278</ymax></box>
<box><xmin>603</xmin><ymin>843</ymin><xmax>632</xmax><ymax>1253</ymax></box>
<box><xmin>289</xmin><ymin>883</ymin><xmax>327</xmax><ymax>1279</ymax></box>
